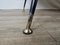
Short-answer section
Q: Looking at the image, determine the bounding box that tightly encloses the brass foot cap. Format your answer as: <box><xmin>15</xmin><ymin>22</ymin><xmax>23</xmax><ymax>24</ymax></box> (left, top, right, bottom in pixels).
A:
<box><xmin>23</xmin><ymin>28</ymin><xmax>33</xmax><ymax>35</ymax></box>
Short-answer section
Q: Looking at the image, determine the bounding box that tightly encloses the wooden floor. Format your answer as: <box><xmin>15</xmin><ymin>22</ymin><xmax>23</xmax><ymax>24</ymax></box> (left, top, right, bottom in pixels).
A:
<box><xmin>0</xmin><ymin>9</ymin><xmax>60</xmax><ymax>45</ymax></box>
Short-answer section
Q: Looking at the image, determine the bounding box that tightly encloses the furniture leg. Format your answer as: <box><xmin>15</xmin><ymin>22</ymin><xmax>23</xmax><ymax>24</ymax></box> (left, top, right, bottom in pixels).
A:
<box><xmin>23</xmin><ymin>0</ymin><xmax>38</xmax><ymax>35</ymax></box>
<box><xmin>23</xmin><ymin>0</ymin><xmax>27</xmax><ymax>11</ymax></box>
<box><xmin>29</xmin><ymin>0</ymin><xmax>33</xmax><ymax>15</ymax></box>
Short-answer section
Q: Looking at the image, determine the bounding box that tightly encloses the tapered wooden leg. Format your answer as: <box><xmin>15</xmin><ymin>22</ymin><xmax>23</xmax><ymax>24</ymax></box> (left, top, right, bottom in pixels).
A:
<box><xmin>23</xmin><ymin>0</ymin><xmax>27</xmax><ymax>11</ymax></box>
<box><xmin>29</xmin><ymin>0</ymin><xmax>33</xmax><ymax>14</ymax></box>
<box><xmin>23</xmin><ymin>0</ymin><xmax>38</xmax><ymax>35</ymax></box>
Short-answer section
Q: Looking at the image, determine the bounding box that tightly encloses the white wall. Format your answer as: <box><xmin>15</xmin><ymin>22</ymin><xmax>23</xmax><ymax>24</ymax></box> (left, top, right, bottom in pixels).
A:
<box><xmin>0</xmin><ymin>0</ymin><xmax>60</xmax><ymax>9</ymax></box>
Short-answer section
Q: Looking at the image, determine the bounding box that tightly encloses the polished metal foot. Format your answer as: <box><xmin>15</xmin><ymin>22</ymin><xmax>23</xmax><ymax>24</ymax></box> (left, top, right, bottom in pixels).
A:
<box><xmin>23</xmin><ymin>28</ymin><xmax>33</xmax><ymax>35</ymax></box>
